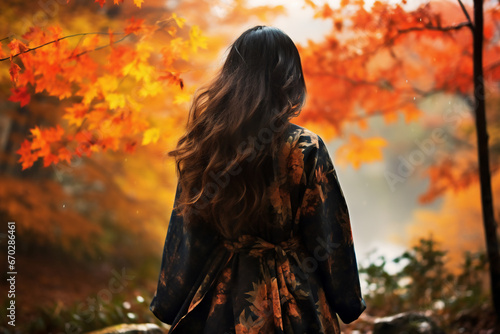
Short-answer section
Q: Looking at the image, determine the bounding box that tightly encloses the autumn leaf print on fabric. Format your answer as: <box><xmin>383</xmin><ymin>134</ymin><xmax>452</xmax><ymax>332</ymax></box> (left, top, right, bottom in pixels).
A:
<box><xmin>275</xmin><ymin>260</ymin><xmax>301</xmax><ymax>319</ymax></box>
<box><xmin>300</xmin><ymin>185</ymin><xmax>323</xmax><ymax>216</ymax></box>
<box><xmin>207</xmin><ymin>267</ymin><xmax>232</xmax><ymax>317</ymax></box>
<box><xmin>150</xmin><ymin>123</ymin><xmax>366</xmax><ymax>334</ymax></box>
<box><xmin>315</xmin><ymin>288</ymin><xmax>341</xmax><ymax>334</ymax></box>
<box><xmin>287</xmin><ymin>146</ymin><xmax>304</xmax><ymax>185</ymax></box>
<box><xmin>236</xmin><ymin>280</ymin><xmax>274</xmax><ymax>333</ymax></box>
<box><xmin>335</xmin><ymin>204</ymin><xmax>353</xmax><ymax>245</ymax></box>
<box><xmin>267</xmin><ymin>180</ymin><xmax>289</xmax><ymax>227</ymax></box>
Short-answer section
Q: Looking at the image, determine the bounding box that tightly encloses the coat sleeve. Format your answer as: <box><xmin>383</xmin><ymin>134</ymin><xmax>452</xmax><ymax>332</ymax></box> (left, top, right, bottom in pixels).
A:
<box><xmin>149</xmin><ymin>181</ymin><xmax>221</xmax><ymax>325</ymax></box>
<box><xmin>298</xmin><ymin>135</ymin><xmax>366</xmax><ymax>324</ymax></box>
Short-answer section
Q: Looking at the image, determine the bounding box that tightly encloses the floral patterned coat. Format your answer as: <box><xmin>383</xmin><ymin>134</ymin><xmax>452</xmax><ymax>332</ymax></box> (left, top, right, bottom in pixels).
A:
<box><xmin>150</xmin><ymin>123</ymin><xmax>366</xmax><ymax>333</ymax></box>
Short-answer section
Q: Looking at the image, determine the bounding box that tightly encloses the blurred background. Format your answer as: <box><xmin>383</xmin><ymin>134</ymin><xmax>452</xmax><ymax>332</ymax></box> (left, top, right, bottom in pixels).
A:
<box><xmin>0</xmin><ymin>0</ymin><xmax>499</xmax><ymax>332</ymax></box>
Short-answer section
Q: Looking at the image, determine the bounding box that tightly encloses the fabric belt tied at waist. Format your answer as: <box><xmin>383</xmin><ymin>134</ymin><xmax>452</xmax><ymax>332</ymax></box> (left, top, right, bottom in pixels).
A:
<box><xmin>223</xmin><ymin>235</ymin><xmax>302</xmax><ymax>257</ymax></box>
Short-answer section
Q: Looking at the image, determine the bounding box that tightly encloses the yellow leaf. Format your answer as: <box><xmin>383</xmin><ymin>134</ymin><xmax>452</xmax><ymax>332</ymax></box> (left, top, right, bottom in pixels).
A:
<box><xmin>122</xmin><ymin>61</ymin><xmax>136</xmax><ymax>77</ymax></box>
<box><xmin>97</xmin><ymin>75</ymin><xmax>119</xmax><ymax>93</ymax></box>
<box><xmin>63</xmin><ymin>104</ymin><xmax>88</xmax><ymax>127</ymax></box>
<box><xmin>170</xmin><ymin>38</ymin><xmax>190</xmax><ymax>61</ymax></box>
<box><xmin>172</xmin><ymin>13</ymin><xmax>186</xmax><ymax>28</ymax></box>
<box><xmin>142</xmin><ymin>128</ymin><xmax>160</xmax><ymax>145</ymax></box>
<box><xmin>189</xmin><ymin>25</ymin><xmax>207</xmax><ymax>52</ymax></box>
<box><xmin>123</xmin><ymin>62</ymin><xmax>153</xmax><ymax>82</ymax></box>
<box><xmin>78</xmin><ymin>85</ymin><xmax>99</xmax><ymax>106</ymax></box>
<box><xmin>139</xmin><ymin>81</ymin><xmax>163</xmax><ymax>98</ymax></box>
<box><xmin>135</xmin><ymin>63</ymin><xmax>154</xmax><ymax>81</ymax></box>
<box><xmin>134</xmin><ymin>0</ymin><xmax>144</xmax><ymax>8</ymax></box>
<box><xmin>136</xmin><ymin>41</ymin><xmax>153</xmax><ymax>62</ymax></box>
<box><xmin>106</xmin><ymin>93</ymin><xmax>126</xmax><ymax>110</ymax></box>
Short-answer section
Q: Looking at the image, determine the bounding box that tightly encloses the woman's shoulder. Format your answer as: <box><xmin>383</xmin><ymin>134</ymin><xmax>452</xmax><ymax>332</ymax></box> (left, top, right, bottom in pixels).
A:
<box><xmin>288</xmin><ymin>122</ymin><xmax>323</xmax><ymax>149</ymax></box>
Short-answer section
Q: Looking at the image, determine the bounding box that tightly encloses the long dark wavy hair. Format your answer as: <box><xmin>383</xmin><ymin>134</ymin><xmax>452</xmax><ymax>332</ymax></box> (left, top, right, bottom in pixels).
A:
<box><xmin>167</xmin><ymin>25</ymin><xmax>306</xmax><ymax>239</ymax></box>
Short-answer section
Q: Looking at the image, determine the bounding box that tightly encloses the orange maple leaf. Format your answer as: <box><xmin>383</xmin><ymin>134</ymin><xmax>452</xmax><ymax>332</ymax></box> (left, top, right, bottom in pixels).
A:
<box><xmin>8</xmin><ymin>87</ymin><xmax>30</xmax><ymax>107</ymax></box>
<box><xmin>158</xmin><ymin>71</ymin><xmax>184</xmax><ymax>89</ymax></box>
<box><xmin>403</xmin><ymin>103</ymin><xmax>422</xmax><ymax>123</ymax></box>
<box><xmin>95</xmin><ymin>0</ymin><xmax>106</xmax><ymax>7</ymax></box>
<box><xmin>30</xmin><ymin>126</ymin><xmax>45</xmax><ymax>150</ymax></box>
<box><xmin>58</xmin><ymin>147</ymin><xmax>72</xmax><ymax>164</ymax></box>
<box><xmin>125</xmin><ymin>17</ymin><xmax>145</xmax><ymax>35</ymax></box>
<box><xmin>9</xmin><ymin>62</ymin><xmax>21</xmax><ymax>83</ymax></box>
<box><xmin>44</xmin><ymin>125</ymin><xmax>65</xmax><ymax>142</ymax></box>
<box><xmin>304</xmin><ymin>0</ymin><xmax>317</xmax><ymax>9</ymax></box>
<box><xmin>63</xmin><ymin>103</ymin><xmax>88</xmax><ymax>127</ymax></box>
<box><xmin>315</xmin><ymin>3</ymin><xmax>333</xmax><ymax>19</ymax></box>
<box><xmin>8</xmin><ymin>39</ymin><xmax>29</xmax><ymax>59</ymax></box>
<box><xmin>21</xmin><ymin>26</ymin><xmax>43</xmax><ymax>41</ymax></box>
<box><xmin>336</xmin><ymin>134</ymin><xmax>387</xmax><ymax>169</ymax></box>
<box><xmin>16</xmin><ymin>139</ymin><xmax>37</xmax><ymax>170</ymax></box>
<box><xmin>43</xmin><ymin>153</ymin><xmax>59</xmax><ymax>167</ymax></box>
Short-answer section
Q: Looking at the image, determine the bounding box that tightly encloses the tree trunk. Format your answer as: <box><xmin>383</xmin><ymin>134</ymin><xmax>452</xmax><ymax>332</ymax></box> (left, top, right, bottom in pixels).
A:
<box><xmin>473</xmin><ymin>0</ymin><xmax>500</xmax><ymax>321</ymax></box>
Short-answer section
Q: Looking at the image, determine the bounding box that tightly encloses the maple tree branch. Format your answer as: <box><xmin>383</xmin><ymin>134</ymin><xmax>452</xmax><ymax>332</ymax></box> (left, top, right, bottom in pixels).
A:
<box><xmin>397</xmin><ymin>21</ymin><xmax>472</xmax><ymax>34</ymax></box>
<box><xmin>0</xmin><ymin>35</ymin><xmax>14</xmax><ymax>43</ymax></box>
<box><xmin>340</xmin><ymin>21</ymin><xmax>472</xmax><ymax>66</ymax></box>
<box><xmin>0</xmin><ymin>31</ymin><xmax>127</xmax><ymax>62</ymax></box>
<box><xmin>457</xmin><ymin>0</ymin><xmax>474</xmax><ymax>30</ymax></box>
<box><xmin>71</xmin><ymin>33</ymin><xmax>131</xmax><ymax>58</ymax></box>
<box><xmin>69</xmin><ymin>34</ymin><xmax>89</xmax><ymax>59</ymax></box>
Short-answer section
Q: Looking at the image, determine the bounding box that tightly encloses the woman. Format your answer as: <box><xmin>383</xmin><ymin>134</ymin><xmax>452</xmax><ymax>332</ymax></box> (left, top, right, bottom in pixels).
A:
<box><xmin>150</xmin><ymin>25</ymin><xmax>366</xmax><ymax>333</ymax></box>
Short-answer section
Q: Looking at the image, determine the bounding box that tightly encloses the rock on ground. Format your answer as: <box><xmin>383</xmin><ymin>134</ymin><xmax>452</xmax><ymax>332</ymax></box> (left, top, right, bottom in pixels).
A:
<box><xmin>85</xmin><ymin>323</ymin><xmax>166</xmax><ymax>334</ymax></box>
<box><xmin>373</xmin><ymin>311</ymin><xmax>445</xmax><ymax>334</ymax></box>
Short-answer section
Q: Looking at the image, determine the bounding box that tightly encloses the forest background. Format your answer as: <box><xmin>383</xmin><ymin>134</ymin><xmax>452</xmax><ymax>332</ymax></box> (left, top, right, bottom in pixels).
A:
<box><xmin>0</xmin><ymin>0</ymin><xmax>499</xmax><ymax>332</ymax></box>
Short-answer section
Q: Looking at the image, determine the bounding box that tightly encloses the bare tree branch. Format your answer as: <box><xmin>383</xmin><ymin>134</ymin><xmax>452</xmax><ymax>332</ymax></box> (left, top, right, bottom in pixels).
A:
<box><xmin>457</xmin><ymin>0</ymin><xmax>474</xmax><ymax>30</ymax></box>
<box><xmin>71</xmin><ymin>33</ymin><xmax>130</xmax><ymax>58</ymax></box>
<box><xmin>0</xmin><ymin>32</ymin><xmax>127</xmax><ymax>62</ymax></box>
<box><xmin>397</xmin><ymin>21</ymin><xmax>472</xmax><ymax>34</ymax></box>
<box><xmin>0</xmin><ymin>35</ymin><xmax>14</xmax><ymax>43</ymax></box>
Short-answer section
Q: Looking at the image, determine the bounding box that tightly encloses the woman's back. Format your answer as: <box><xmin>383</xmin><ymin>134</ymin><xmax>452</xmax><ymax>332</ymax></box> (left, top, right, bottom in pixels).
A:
<box><xmin>150</xmin><ymin>122</ymin><xmax>366</xmax><ymax>333</ymax></box>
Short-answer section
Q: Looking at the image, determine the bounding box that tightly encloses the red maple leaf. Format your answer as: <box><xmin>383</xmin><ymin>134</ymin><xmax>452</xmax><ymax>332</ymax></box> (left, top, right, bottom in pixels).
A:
<box><xmin>95</xmin><ymin>0</ymin><xmax>106</xmax><ymax>7</ymax></box>
<box><xmin>8</xmin><ymin>39</ymin><xmax>29</xmax><ymax>58</ymax></box>
<box><xmin>125</xmin><ymin>17</ymin><xmax>145</xmax><ymax>35</ymax></box>
<box><xmin>124</xmin><ymin>141</ymin><xmax>137</xmax><ymax>153</ymax></box>
<box><xmin>44</xmin><ymin>125</ymin><xmax>65</xmax><ymax>143</ymax></box>
<box><xmin>58</xmin><ymin>147</ymin><xmax>72</xmax><ymax>164</ymax></box>
<box><xmin>9</xmin><ymin>62</ymin><xmax>21</xmax><ymax>83</ymax></box>
<box><xmin>8</xmin><ymin>87</ymin><xmax>30</xmax><ymax>107</ymax></box>
<box><xmin>16</xmin><ymin>139</ymin><xmax>37</xmax><ymax>170</ymax></box>
<box><xmin>43</xmin><ymin>153</ymin><xmax>59</xmax><ymax>167</ymax></box>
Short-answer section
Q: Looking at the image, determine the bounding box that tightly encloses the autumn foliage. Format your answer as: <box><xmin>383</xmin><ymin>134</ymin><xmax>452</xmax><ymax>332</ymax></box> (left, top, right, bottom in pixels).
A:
<box><xmin>1</xmin><ymin>0</ymin><xmax>500</xmax><ymax>331</ymax></box>
<box><xmin>3</xmin><ymin>11</ymin><xmax>205</xmax><ymax>170</ymax></box>
<box><xmin>299</xmin><ymin>0</ymin><xmax>500</xmax><ymax>202</ymax></box>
